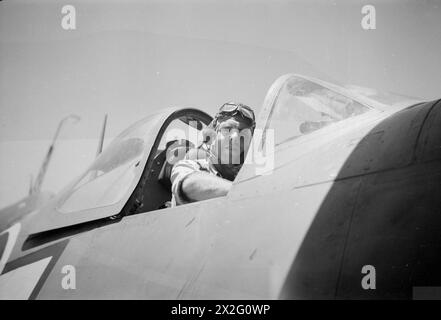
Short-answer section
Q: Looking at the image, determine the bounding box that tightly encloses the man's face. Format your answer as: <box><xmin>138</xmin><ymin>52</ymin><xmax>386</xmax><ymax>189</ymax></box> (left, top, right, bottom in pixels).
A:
<box><xmin>211</xmin><ymin>117</ymin><xmax>253</xmax><ymax>165</ymax></box>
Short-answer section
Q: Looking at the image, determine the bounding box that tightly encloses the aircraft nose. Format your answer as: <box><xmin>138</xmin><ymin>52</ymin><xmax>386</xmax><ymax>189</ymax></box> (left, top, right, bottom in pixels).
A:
<box><xmin>414</xmin><ymin>99</ymin><xmax>441</xmax><ymax>163</ymax></box>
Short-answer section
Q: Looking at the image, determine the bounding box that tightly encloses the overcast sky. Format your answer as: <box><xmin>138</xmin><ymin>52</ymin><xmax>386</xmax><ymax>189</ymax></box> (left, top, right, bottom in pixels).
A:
<box><xmin>1</xmin><ymin>0</ymin><xmax>440</xmax><ymax>208</ymax></box>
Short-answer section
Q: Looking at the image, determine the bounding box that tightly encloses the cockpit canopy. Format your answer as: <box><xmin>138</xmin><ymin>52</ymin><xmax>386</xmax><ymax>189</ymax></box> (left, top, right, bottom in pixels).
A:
<box><xmin>264</xmin><ymin>75</ymin><xmax>422</xmax><ymax>146</ymax></box>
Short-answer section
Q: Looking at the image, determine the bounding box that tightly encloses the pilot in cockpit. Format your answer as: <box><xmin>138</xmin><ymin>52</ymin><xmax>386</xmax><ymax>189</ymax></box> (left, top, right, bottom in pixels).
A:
<box><xmin>170</xmin><ymin>102</ymin><xmax>256</xmax><ymax>206</ymax></box>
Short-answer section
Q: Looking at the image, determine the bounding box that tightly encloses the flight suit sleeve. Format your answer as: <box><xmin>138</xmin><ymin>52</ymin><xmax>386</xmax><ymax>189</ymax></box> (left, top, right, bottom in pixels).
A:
<box><xmin>170</xmin><ymin>159</ymin><xmax>202</xmax><ymax>206</ymax></box>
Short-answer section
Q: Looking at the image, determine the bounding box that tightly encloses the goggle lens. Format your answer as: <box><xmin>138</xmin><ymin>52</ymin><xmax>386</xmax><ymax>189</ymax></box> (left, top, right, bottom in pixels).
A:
<box><xmin>218</xmin><ymin>103</ymin><xmax>255</xmax><ymax>124</ymax></box>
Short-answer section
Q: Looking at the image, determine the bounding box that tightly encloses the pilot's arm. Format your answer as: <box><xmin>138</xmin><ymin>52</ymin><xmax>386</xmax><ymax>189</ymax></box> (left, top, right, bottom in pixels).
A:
<box><xmin>170</xmin><ymin>159</ymin><xmax>232</xmax><ymax>205</ymax></box>
<box><xmin>181</xmin><ymin>172</ymin><xmax>232</xmax><ymax>202</ymax></box>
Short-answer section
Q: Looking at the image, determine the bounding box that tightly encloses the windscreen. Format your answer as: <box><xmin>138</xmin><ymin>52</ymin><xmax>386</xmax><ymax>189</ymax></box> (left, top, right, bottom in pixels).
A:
<box><xmin>267</xmin><ymin>76</ymin><xmax>372</xmax><ymax>146</ymax></box>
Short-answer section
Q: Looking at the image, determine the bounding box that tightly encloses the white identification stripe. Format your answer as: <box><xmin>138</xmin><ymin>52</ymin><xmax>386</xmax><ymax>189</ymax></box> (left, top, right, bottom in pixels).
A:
<box><xmin>0</xmin><ymin>256</ymin><xmax>52</xmax><ymax>300</ymax></box>
<box><xmin>0</xmin><ymin>222</ymin><xmax>22</xmax><ymax>274</ymax></box>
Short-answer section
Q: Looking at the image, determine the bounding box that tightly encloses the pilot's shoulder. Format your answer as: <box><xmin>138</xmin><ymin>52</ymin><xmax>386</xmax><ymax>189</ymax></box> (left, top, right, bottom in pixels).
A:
<box><xmin>185</xmin><ymin>147</ymin><xmax>210</xmax><ymax>161</ymax></box>
<box><xmin>171</xmin><ymin>147</ymin><xmax>211</xmax><ymax>178</ymax></box>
